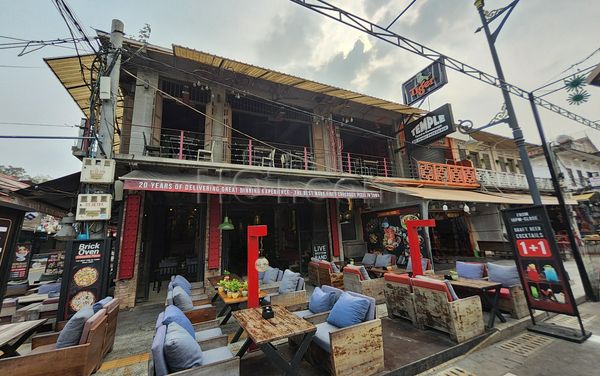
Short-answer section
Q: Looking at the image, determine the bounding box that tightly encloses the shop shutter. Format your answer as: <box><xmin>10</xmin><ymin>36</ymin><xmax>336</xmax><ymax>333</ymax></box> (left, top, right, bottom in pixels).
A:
<box><xmin>118</xmin><ymin>194</ymin><xmax>141</xmax><ymax>280</ymax></box>
<box><xmin>207</xmin><ymin>195</ymin><xmax>221</xmax><ymax>270</ymax></box>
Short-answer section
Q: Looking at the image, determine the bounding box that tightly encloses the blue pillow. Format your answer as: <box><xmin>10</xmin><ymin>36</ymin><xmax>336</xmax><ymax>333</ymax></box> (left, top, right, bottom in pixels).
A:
<box><xmin>330</xmin><ymin>262</ymin><xmax>340</xmax><ymax>273</ymax></box>
<box><xmin>487</xmin><ymin>263</ymin><xmax>520</xmax><ymax>287</ymax></box>
<box><xmin>358</xmin><ymin>265</ymin><xmax>370</xmax><ymax>281</ymax></box>
<box><xmin>456</xmin><ymin>261</ymin><xmax>484</xmax><ymax>279</ymax></box>
<box><xmin>406</xmin><ymin>258</ymin><xmax>428</xmax><ymax>272</ymax></box>
<box><xmin>361</xmin><ymin>253</ymin><xmax>377</xmax><ymax>266</ymax></box>
<box><xmin>56</xmin><ymin>307</ymin><xmax>94</xmax><ymax>348</ymax></box>
<box><xmin>163</xmin><ymin>305</ymin><xmax>195</xmax><ymax>339</ymax></box>
<box><xmin>375</xmin><ymin>254</ymin><xmax>393</xmax><ymax>268</ymax></box>
<box><xmin>164</xmin><ymin>322</ymin><xmax>203</xmax><ymax>372</ymax></box>
<box><xmin>39</xmin><ymin>282</ymin><xmax>61</xmax><ymax>295</ymax></box>
<box><xmin>327</xmin><ymin>292</ymin><xmax>370</xmax><ymax>328</ymax></box>
<box><xmin>279</xmin><ymin>270</ymin><xmax>301</xmax><ymax>294</ymax></box>
<box><xmin>170</xmin><ymin>280</ymin><xmax>192</xmax><ymax>296</ymax></box>
<box><xmin>93</xmin><ymin>296</ymin><xmax>113</xmax><ymax>313</ymax></box>
<box><xmin>172</xmin><ymin>286</ymin><xmax>194</xmax><ymax>312</ymax></box>
<box><xmin>309</xmin><ymin>287</ymin><xmax>335</xmax><ymax>313</ymax></box>
<box><xmin>173</xmin><ymin>275</ymin><xmax>192</xmax><ymax>290</ymax></box>
<box><xmin>263</xmin><ymin>267</ymin><xmax>280</xmax><ymax>284</ymax></box>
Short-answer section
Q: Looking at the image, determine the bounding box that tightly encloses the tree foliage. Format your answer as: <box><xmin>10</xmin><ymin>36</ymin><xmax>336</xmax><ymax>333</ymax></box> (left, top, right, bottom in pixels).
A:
<box><xmin>0</xmin><ymin>165</ymin><xmax>51</xmax><ymax>183</ymax></box>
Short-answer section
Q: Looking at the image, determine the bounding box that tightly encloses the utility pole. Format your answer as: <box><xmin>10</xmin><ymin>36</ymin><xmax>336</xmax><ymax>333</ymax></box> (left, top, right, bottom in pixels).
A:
<box><xmin>474</xmin><ymin>0</ymin><xmax>542</xmax><ymax>206</ymax></box>
<box><xmin>98</xmin><ymin>19</ymin><xmax>124</xmax><ymax>159</ymax></box>
<box><xmin>529</xmin><ymin>93</ymin><xmax>597</xmax><ymax>301</ymax></box>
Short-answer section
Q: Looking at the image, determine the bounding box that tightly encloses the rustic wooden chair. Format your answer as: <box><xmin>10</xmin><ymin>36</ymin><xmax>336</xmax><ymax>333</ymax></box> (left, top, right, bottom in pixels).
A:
<box><xmin>316</xmin><ymin>261</ymin><xmax>344</xmax><ymax>289</ymax></box>
<box><xmin>165</xmin><ymin>289</ymin><xmax>217</xmax><ymax>324</ymax></box>
<box><xmin>307</xmin><ymin>260</ymin><xmax>320</xmax><ymax>286</ymax></box>
<box><xmin>383</xmin><ymin>273</ymin><xmax>417</xmax><ymax>325</ymax></box>
<box><xmin>305</xmin><ymin>291</ymin><xmax>384</xmax><ymax>376</ymax></box>
<box><xmin>342</xmin><ymin>265</ymin><xmax>385</xmax><ymax>304</ymax></box>
<box><xmin>412</xmin><ymin>277</ymin><xmax>484</xmax><ymax>343</ymax></box>
<box><xmin>102</xmin><ymin>298</ymin><xmax>120</xmax><ymax>357</ymax></box>
<box><xmin>0</xmin><ymin>308</ymin><xmax>108</xmax><ymax>376</ymax></box>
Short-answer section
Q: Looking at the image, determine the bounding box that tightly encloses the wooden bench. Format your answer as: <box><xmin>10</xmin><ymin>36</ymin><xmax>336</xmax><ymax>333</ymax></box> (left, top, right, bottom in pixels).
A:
<box><xmin>342</xmin><ymin>265</ymin><xmax>385</xmax><ymax>304</ymax></box>
<box><xmin>308</xmin><ymin>261</ymin><xmax>320</xmax><ymax>286</ymax></box>
<box><xmin>316</xmin><ymin>261</ymin><xmax>343</xmax><ymax>289</ymax></box>
<box><xmin>0</xmin><ymin>308</ymin><xmax>108</xmax><ymax>376</ymax></box>
<box><xmin>383</xmin><ymin>273</ymin><xmax>417</xmax><ymax>325</ymax></box>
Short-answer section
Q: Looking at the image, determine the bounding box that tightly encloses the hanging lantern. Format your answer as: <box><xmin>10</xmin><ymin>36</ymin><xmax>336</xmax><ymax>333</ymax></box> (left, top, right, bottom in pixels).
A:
<box><xmin>442</xmin><ymin>204</ymin><xmax>448</xmax><ymax>211</ymax></box>
<box><xmin>463</xmin><ymin>204</ymin><xmax>471</xmax><ymax>214</ymax></box>
<box><xmin>218</xmin><ymin>216</ymin><xmax>234</xmax><ymax>231</ymax></box>
<box><xmin>255</xmin><ymin>237</ymin><xmax>269</xmax><ymax>272</ymax></box>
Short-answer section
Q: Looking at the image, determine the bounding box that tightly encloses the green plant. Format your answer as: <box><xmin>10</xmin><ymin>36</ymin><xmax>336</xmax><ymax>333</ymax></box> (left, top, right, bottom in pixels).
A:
<box><xmin>227</xmin><ymin>279</ymin><xmax>242</xmax><ymax>292</ymax></box>
<box><xmin>223</xmin><ymin>270</ymin><xmax>231</xmax><ymax>276</ymax></box>
<box><xmin>242</xmin><ymin>280</ymin><xmax>248</xmax><ymax>291</ymax></box>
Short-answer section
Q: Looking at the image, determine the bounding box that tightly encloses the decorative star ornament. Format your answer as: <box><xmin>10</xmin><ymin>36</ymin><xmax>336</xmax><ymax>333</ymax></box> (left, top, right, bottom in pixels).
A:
<box><xmin>564</xmin><ymin>75</ymin><xmax>587</xmax><ymax>92</ymax></box>
<box><xmin>567</xmin><ymin>89</ymin><xmax>590</xmax><ymax>105</ymax></box>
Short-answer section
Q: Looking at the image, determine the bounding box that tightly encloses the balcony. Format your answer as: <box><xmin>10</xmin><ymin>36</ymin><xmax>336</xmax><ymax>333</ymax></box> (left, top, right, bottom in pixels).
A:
<box><xmin>476</xmin><ymin>169</ymin><xmax>554</xmax><ymax>191</ymax></box>
<box><xmin>416</xmin><ymin>161</ymin><xmax>479</xmax><ymax>187</ymax></box>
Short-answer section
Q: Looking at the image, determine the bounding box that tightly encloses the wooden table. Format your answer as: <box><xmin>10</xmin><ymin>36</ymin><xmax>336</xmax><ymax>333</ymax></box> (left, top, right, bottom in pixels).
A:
<box><xmin>217</xmin><ymin>289</ymin><xmax>267</xmax><ymax>326</ymax></box>
<box><xmin>431</xmin><ymin>275</ymin><xmax>506</xmax><ymax>328</ymax></box>
<box><xmin>17</xmin><ymin>294</ymin><xmax>48</xmax><ymax>305</ymax></box>
<box><xmin>233</xmin><ymin>305</ymin><xmax>316</xmax><ymax>376</ymax></box>
<box><xmin>207</xmin><ymin>274</ymin><xmax>241</xmax><ymax>303</ymax></box>
<box><xmin>0</xmin><ymin>319</ymin><xmax>47</xmax><ymax>358</ymax></box>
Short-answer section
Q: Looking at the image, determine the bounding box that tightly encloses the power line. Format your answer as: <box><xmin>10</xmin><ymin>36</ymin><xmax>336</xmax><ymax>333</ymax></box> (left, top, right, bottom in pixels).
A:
<box><xmin>0</xmin><ymin>65</ymin><xmax>45</xmax><ymax>69</ymax></box>
<box><xmin>0</xmin><ymin>121</ymin><xmax>78</xmax><ymax>128</ymax></box>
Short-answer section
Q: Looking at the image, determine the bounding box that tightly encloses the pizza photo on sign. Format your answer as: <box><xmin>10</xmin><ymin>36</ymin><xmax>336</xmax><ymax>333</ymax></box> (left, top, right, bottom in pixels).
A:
<box><xmin>73</xmin><ymin>266</ymin><xmax>99</xmax><ymax>287</ymax></box>
<box><xmin>69</xmin><ymin>290</ymin><xmax>96</xmax><ymax>312</ymax></box>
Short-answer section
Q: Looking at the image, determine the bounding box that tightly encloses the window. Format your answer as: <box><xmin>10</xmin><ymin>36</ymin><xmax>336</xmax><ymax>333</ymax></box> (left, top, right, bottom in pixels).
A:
<box><xmin>469</xmin><ymin>152</ymin><xmax>480</xmax><ymax>168</ymax></box>
<box><xmin>566</xmin><ymin>168</ymin><xmax>576</xmax><ymax>186</ymax></box>
<box><xmin>497</xmin><ymin>157</ymin><xmax>507</xmax><ymax>172</ymax></box>
<box><xmin>481</xmin><ymin>153</ymin><xmax>492</xmax><ymax>170</ymax></box>
<box><xmin>506</xmin><ymin>158</ymin><xmax>516</xmax><ymax>173</ymax></box>
<box><xmin>577</xmin><ymin>170</ymin><xmax>587</xmax><ymax>186</ymax></box>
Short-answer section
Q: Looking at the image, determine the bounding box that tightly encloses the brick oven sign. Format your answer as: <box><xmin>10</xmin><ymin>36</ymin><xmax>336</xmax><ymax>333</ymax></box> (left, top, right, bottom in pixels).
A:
<box><xmin>402</xmin><ymin>58</ymin><xmax>448</xmax><ymax>105</ymax></box>
<box><xmin>404</xmin><ymin>103</ymin><xmax>455</xmax><ymax>146</ymax></box>
<box><xmin>502</xmin><ymin>205</ymin><xmax>577</xmax><ymax>315</ymax></box>
<box><xmin>58</xmin><ymin>239</ymin><xmax>111</xmax><ymax>320</ymax></box>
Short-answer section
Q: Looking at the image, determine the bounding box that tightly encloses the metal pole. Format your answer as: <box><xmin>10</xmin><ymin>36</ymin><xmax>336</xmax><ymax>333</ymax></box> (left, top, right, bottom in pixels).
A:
<box><xmin>98</xmin><ymin>19</ymin><xmax>124</xmax><ymax>159</ymax></box>
<box><xmin>475</xmin><ymin>3</ymin><xmax>542</xmax><ymax>205</ymax></box>
<box><xmin>528</xmin><ymin>93</ymin><xmax>597</xmax><ymax>301</ymax></box>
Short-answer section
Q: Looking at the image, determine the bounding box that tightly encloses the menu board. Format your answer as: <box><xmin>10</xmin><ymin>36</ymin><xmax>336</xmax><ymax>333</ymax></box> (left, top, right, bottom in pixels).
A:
<box><xmin>9</xmin><ymin>242</ymin><xmax>32</xmax><ymax>280</ymax></box>
<box><xmin>312</xmin><ymin>244</ymin><xmax>328</xmax><ymax>260</ymax></box>
<box><xmin>58</xmin><ymin>239</ymin><xmax>110</xmax><ymax>320</ymax></box>
<box><xmin>45</xmin><ymin>250</ymin><xmax>65</xmax><ymax>275</ymax></box>
<box><xmin>502</xmin><ymin>205</ymin><xmax>577</xmax><ymax>316</ymax></box>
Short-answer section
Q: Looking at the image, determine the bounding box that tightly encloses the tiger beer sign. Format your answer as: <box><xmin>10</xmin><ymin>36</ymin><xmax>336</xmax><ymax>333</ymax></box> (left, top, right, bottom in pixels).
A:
<box><xmin>402</xmin><ymin>58</ymin><xmax>448</xmax><ymax>105</ymax></box>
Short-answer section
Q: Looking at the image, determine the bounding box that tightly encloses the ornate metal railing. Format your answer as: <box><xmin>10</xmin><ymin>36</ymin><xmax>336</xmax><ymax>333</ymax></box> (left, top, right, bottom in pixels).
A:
<box><xmin>416</xmin><ymin>161</ymin><xmax>478</xmax><ymax>186</ymax></box>
<box><xmin>476</xmin><ymin>169</ymin><xmax>554</xmax><ymax>191</ymax></box>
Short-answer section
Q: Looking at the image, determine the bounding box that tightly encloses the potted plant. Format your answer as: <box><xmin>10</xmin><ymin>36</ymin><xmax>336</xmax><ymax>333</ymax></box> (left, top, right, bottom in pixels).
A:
<box><xmin>229</xmin><ymin>279</ymin><xmax>241</xmax><ymax>299</ymax></box>
<box><xmin>223</xmin><ymin>270</ymin><xmax>231</xmax><ymax>281</ymax></box>
<box><xmin>241</xmin><ymin>281</ymin><xmax>248</xmax><ymax>297</ymax></box>
<box><xmin>217</xmin><ymin>279</ymin><xmax>226</xmax><ymax>293</ymax></box>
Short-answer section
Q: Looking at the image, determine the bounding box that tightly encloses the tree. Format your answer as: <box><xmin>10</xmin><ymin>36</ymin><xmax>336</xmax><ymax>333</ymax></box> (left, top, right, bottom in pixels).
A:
<box><xmin>137</xmin><ymin>23</ymin><xmax>151</xmax><ymax>43</ymax></box>
<box><xmin>0</xmin><ymin>165</ymin><xmax>52</xmax><ymax>183</ymax></box>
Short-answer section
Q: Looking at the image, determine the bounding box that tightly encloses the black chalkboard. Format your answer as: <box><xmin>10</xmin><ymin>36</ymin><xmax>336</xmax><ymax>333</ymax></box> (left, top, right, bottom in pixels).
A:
<box><xmin>312</xmin><ymin>244</ymin><xmax>328</xmax><ymax>260</ymax></box>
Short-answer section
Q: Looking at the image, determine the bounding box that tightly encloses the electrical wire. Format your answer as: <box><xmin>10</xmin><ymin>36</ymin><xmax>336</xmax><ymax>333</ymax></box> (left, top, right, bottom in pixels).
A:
<box><xmin>0</xmin><ymin>121</ymin><xmax>78</xmax><ymax>128</ymax></box>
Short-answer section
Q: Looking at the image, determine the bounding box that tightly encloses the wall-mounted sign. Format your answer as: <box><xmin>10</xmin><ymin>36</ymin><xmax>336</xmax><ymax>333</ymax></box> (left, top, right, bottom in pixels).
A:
<box><xmin>81</xmin><ymin>158</ymin><xmax>115</xmax><ymax>184</ymax></box>
<box><xmin>402</xmin><ymin>58</ymin><xmax>448</xmax><ymax>105</ymax></box>
<box><xmin>312</xmin><ymin>244</ymin><xmax>328</xmax><ymax>260</ymax></box>
<box><xmin>502</xmin><ymin>205</ymin><xmax>577</xmax><ymax>315</ymax></box>
<box><xmin>76</xmin><ymin>194</ymin><xmax>112</xmax><ymax>221</ymax></box>
<box><xmin>58</xmin><ymin>239</ymin><xmax>111</xmax><ymax>320</ymax></box>
<box><xmin>9</xmin><ymin>243</ymin><xmax>32</xmax><ymax>280</ymax></box>
<box><xmin>405</xmin><ymin>103</ymin><xmax>455</xmax><ymax>146</ymax></box>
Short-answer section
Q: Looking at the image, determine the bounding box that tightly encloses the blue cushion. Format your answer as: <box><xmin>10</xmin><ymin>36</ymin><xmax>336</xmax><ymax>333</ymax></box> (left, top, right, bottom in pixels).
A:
<box><xmin>38</xmin><ymin>282</ymin><xmax>61</xmax><ymax>295</ymax></box>
<box><xmin>309</xmin><ymin>287</ymin><xmax>335</xmax><ymax>313</ymax></box>
<box><xmin>156</xmin><ymin>312</ymin><xmax>165</xmax><ymax>330</ymax></box>
<box><xmin>346</xmin><ymin>291</ymin><xmax>376</xmax><ymax>320</ymax></box>
<box><xmin>172</xmin><ymin>286</ymin><xmax>194</xmax><ymax>312</ymax></box>
<box><xmin>202</xmin><ymin>346</ymin><xmax>234</xmax><ymax>365</ymax></box>
<box><xmin>258</xmin><ymin>271</ymin><xmax>265</xmax><ymax>281</ymax></box>
<box><xmin>93</xmin><ymin>296</ymin><xmax>113</xmax><ymax>313</ymax></box>
<box><xmin>164</xmin><ymin>322</ymin><xmax>203</xmax><ymax>372</ymax></box>
<box><xmin>358</xmin><ymin>265</ymin><xmax>370</xmax><ymax>281</ymax></box>
<box><xmin>444</xmin><ymin>280</ymin><xmax>459</xmax><ymax>301</ymax></box>
<box><xmin>279</xmin><ymin>269</ymin><xmax>302</xmax><ymax>293</ymax></box>
<box><xmin>456</xmin><ymin>261</ymin><xmax>484</xmax><ymax>279</ymax></box>
<box><xmin>151</xmin><ymin>325</ymin><xmax>169</xmax><ymax>376</ymax></box>
<box><xmin>322</xmin><ymin>285</ymin><xmax>344</xmax><ymax>303</ymax></box>
<box><xmin>174</xmin><ymin>275</ymin><xmax>192</xmax><ymax>290</ymax></box>
<box><xmin>195</xmin><ymin>327</ymin><xmax>223</xmax><ymax>342</ymax></box>
<box><xmin>166</xmin><ymin>290</ymin><xmax>174</xmax><ymax>306</ymax></box>
<box><xmin>487</xmin><ymin>263</ymin><xmax>520</xmax><ymax>287</ymax></box>
<box><xmin>293</xmin><ymin>309</ymin><xmax>312</xmax><ymax>318</ymax></box>
<box><xmin>313</xmin><ymin>322</ymin><xmax>337</xmax><ymax>353</ymax></box>
<box><xmin>375</xmin><ymin>254</ymin><xmax>393</xmax><ymax>268</ymax></box>
<box><xmin>163</xmin><ymin>305</ymin><xmax>195</xmax><ymax>338</ymax></box>
<box><xmin>56</xmin><ymin>307</ymin><xmax>94</xmax><ymax>348</ymax></box>
<box><xmin>327</xmin><ymin>292</ymin><xmax>370</xmax><ymax>328</ymax></box>
<box><xmin>169</xmin><ymin>280</ymin><xmax>192</xmax><ymax>296</ymax></box>
<box><xmin>263</xmin><ymin>267</ymin><xmax>280</xmax><ymax>284</ymax></box>
<box><xmin>330</xmin><ymin>262</ymin><xmax>340</xmax><ymax>273</ymax></box>
<box><xmin>406</xmin><ymin>257</ymin><xmax>428</xmax><ymax>272</ymax></box>
<box><xmin>361</xmin><ymin>253</ymin><xmax>377</xmax><ymax>266</ymax></box>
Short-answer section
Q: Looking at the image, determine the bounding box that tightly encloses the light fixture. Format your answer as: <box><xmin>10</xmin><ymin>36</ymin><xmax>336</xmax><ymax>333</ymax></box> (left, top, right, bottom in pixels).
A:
<box><xmin>218</xmin><ymin>216</ymin><xmax>234</xmax><ymax>231</ymax></box>
<box><xmin>442</xmin><ymin>204</ymin><xmax>448</xmax><ymax>211</ymax></box>
<box><xmin>463</xmin><ymin>204</ymin><xmax>470</xmax><ymax>214</ymax></box>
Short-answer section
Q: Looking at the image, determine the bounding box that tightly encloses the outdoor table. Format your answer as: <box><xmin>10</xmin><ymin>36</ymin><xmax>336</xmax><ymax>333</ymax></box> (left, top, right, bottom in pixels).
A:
<box><xmin>207</xmin><ymin>274</ymin><xmax>241</xmax><ymax>303</ymax></box>
<box><xmin>216</xmin><ymin>289</ymin><xmax>267</xmax><ymax>326</ymax></box>
<box><xmin>0</xmin><ymin>319</ymin><xmax>47</xmax><ymax>358</ymax></box>
<box><xmin>233</xmin><ymin>305</ymin><xmax>316</xmax><ymax>376</ymax></box>
<box><xmin>17</xmin><ymin>294</ymin><xmax>48</xmax><ymax>306</ymax></box>
<box><xmin>431</xmin><ymin>275</ymin><xmax>506</xmax><ymax>328</ymax></box>
<box><xmin>368</xmin><ymin>266</ymin><xmax>396</xmax><ymax>278</ymax></box>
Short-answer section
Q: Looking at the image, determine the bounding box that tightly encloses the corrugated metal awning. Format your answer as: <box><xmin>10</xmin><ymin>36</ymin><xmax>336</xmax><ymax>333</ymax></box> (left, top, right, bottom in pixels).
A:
<box><xmin>120</xmin><ymin>170</ymin><xmax>381</xmax><ymax>199</ymax></box>
<box><xmin>371</xmin><ymin>184</ymin><xmax>518</xmax><ymax>204</ymax></box>
<box><xmin>173</xmin><ymin>45</ymin><xmax>425</xmax><ymax>116</ymax></box>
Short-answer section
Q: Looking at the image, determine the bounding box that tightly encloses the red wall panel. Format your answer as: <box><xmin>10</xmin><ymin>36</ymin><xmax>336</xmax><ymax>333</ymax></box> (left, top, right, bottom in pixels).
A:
<box><xmin>207</xmin><ymin>195</ymin><xmax>221</xmax><ymax>270</ymax></box>
<box><xmin>118</xmin><ymin>194</ymin><xmax>141</xmax><ymax>280</ymax></box>
<box><xmin>328</xmin><ymin>199</ymin><xmax>340</xmax><ymax>258</ymax></box>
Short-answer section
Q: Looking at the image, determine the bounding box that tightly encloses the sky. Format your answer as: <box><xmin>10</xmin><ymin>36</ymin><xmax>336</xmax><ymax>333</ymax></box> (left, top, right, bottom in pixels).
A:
<box><xmin>1</xmin><ymin>0</ymin><xmax>599</xmax><ymax>179</ymax></box>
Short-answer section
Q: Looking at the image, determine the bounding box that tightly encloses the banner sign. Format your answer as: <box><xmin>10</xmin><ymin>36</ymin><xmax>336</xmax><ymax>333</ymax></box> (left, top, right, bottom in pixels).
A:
<box><xmin>405</xmin><ymin>103</ymin><xmax>455</xmax><ymax>146</ymax></box>
<box><xmin>9</xmin><ymin>243</ymin><xmax>32</xmax><ymax>280</ymax></box>
<box><xmin>402</xmin><ymin>58</ymin><xmax>448</xmax><ymax>105</ymax></box>
<box><xmin>58</xmin><ymin>239</ymin><xmax>111</xmax><ymax>320</ymax></box>
<box><xmin>123</xmin><ymin>180</ymin><xmax>381</xmax><ymax>199</ymax></box>
<box><xmin>502</xmin><ymin>205</ymin><xmax>577</xmax><ymax>315</ymax></box>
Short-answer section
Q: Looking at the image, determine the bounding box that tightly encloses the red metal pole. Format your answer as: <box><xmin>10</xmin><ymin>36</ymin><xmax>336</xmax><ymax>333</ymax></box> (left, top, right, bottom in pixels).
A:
<box><xmin>304</xmin><ymin>147</ymin><xmax>308</xmax><ymax>170</ymax></box>
<box><xmin>383</xmin><ymin>158</ymin><xmax>388</xmax><ymax>177</ymax></box>
<box><xmin>406</xmin><ymin>219</ymin><xmax>436</xmax><ymax>276</ymax></box>
<box><xmin>178</xmin><ymin>130</ymin><xmax>184</xmax><ymax>160</ymax></box>
<box><xmin>247</xmin><ymin>225</ymin><xmax>267</xmax><ymax>308</ymax></box>
<box><xmin>248</xmin><ymin>139</ymin><xmax>253</xmax><ymax>166</ymax></box>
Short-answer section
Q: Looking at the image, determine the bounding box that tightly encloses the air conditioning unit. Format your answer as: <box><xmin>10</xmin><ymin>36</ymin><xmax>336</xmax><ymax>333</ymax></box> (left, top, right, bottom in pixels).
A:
<box><xmin>81</xmin><ymin>158</ymin><xmax>115</xmax><ymax>184</ymax></box>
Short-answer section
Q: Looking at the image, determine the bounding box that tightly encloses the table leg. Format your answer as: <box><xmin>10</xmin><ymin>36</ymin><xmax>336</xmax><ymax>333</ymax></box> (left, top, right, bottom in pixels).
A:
<box><xmin>290</xmin><ymin>331</ymin><xmax>315</xmax><ymax>369</ymax></box>
<box><xmin>217</xmin><ymin>304</ymin><xmax>229</xmax><ymax>318</ymax></box>
<box><xmin>484</xmin><ymin>288</ymin><xmax>506</xmax><ymax>328</ymax></box>
<box><xmin>0</xmin><ymin>324</ymin><xmax>42</xmax><ymax>358</ymax></box>
<box><xmin>259</xmin><ymin>343</ymin><xmax>299</xmax><ymax>376</ymax></box>
<box><xmin>0</xmin><ymin>345</ymin><xmax>19</xmax><ymax>358</ymax></box>
<box><xmin>220</xmin><ymin>303</ymin><xmax>239</xmax><ymax>325</ymax></box>
<box><xmin>211</xmin><ymin>291</ymin><xmax>219</xmax><ymax>303</ymax></box>
<box><xmin>231</xmin><ymin>327</ymin><xmax>244</xmax><ymax>343</ymax></box>
<box><xmin>236</xmin><ymin>338</ymin><xmax>253</xmax><ymax>358</ymax></box>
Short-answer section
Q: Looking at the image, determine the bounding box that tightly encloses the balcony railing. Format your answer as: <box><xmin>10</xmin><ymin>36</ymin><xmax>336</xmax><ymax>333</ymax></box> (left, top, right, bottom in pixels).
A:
<box><xmin>476</xmin><ymin>169</ymin><xmax>554</xmax><ymax>191</ymax></box>
<box><xmin>340</xmin><ymin>152</ymin><xmax>392</xmax><ymax>178</ymax></box>
<box><xmin>416</xmin><ymin>161</ymin><xmax>478</xmax><ymax>187</ymax></box>
<box><xmin>230</xmin><ymin>137</ymin><xmax>316</xmax><ymax>170</ymax></box>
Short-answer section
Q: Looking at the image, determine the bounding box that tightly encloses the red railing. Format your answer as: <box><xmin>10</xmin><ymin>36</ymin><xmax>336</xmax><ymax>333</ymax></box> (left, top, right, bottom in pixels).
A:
<box><xmin>416</xmin><ymin>161</ymin><xmax>479</xmax><ymax>187</ymax></box>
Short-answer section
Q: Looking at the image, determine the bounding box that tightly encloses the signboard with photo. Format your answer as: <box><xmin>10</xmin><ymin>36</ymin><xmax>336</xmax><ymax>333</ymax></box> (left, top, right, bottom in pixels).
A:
<box><xmin>45</xmin><ymin>250</ymin><xmax>65</xmax><ymax>275</ymax></box>
<box><xmin>58</xmin><ymin>239</ymin><xmax>111</xmax><ymax>320</ymax></box>
<box><xmin>312</xmin><ymin>244</ymin><xmax>328</xmax><ymax>260</ymax></box>
<box><xmin>9</xmin><ymin>243</ymin><xmax>32</xmax><ymax>280</ymax></box>
<box><xmin>502</xmin><ymin>205</ymin><xmax>578</xmax><ymax>315</ymax></box>
<box><xmin>404</xmin><ymin>103</ymin><xmax>456</xmax><ymax>146</ymax></box>
<box><xmin>402</xmin><ymin>58</ymin><xmax>448</xmax><ymax>105</ymax></box>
